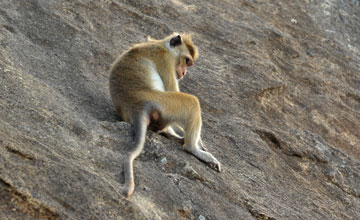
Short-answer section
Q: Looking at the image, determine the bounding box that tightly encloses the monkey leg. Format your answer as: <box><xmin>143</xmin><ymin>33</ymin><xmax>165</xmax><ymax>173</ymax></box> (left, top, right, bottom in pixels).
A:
<box><xmin>198</xmin><ymin>138</ymin><xmax>207</xmax><ymax>152</ymax></box>
<box><xmin>160</xmin><ymin>126</ymin><xmax>207</xmax><ymax>151</ymax></box>
<box><xmin>159</xmin><ymin>125</ymin><xmax>184</xmax><ymax>144</ymax></box>
<box><xmin>165</xmin><ymin>125</ymin><xmax>183</xmax><ymax>139</ymax></box>
<box><xmin>156</xmin><ymin>92</ymin><xmax>221</xmax><ymax>172</ymax></box>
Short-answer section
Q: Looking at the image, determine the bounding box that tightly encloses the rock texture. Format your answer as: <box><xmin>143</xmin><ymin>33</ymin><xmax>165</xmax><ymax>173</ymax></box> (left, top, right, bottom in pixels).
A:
<box><xmin>1</xmin><ymin>0</ymin><xmax>360</xmax><ymax>219</ymax></box>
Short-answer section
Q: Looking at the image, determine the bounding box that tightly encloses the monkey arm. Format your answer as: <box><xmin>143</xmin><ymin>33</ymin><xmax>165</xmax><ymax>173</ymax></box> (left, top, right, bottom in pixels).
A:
<box><xmin>158</xmin><ymin>66</ymin><xmax>179</xmax><ymax>92</ymax></box>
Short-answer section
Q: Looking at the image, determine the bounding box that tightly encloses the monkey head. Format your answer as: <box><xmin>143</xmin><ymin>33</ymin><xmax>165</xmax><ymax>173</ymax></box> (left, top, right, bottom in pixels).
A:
<box><xmin>168</xmin><ymin>34</ymin><xmax>198</xmax><ymax>80</ymax></box>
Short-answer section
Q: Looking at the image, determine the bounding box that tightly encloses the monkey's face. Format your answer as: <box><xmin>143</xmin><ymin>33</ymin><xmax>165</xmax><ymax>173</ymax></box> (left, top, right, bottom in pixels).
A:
<box><xmin>176</xmin><ymin>54</ymin><xmax>193</xmax><ymax>80</ymax></box>
<box><xmin>168</xmin><ymin>34</ymin><xmax>197</xmax><ymax>80</ymax></box>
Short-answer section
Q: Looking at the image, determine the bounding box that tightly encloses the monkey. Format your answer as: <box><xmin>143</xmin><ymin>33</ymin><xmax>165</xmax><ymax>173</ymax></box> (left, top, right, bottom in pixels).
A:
<box><xmin>109</xmin><ymin>33</ymin><xmax>221</xmax><ymax>198</ymax></box>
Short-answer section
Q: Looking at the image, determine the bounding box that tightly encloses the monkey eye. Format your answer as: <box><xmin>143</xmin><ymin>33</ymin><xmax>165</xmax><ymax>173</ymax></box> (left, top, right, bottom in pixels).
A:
<box><xmin>185</xmin><ymin>57</ymin><xmax>190</xmax><ymax>65</ymax></box>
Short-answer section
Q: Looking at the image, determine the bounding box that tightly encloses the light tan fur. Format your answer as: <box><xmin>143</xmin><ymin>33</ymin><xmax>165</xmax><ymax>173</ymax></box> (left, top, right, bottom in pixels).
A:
<box><xmin>109</xmin><ymin>33</ymin><xmax>220</xmax><ymax>198</ymax></box>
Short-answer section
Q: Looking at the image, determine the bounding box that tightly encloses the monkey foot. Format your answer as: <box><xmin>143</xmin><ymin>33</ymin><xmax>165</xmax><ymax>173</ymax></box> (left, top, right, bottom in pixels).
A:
<box><xmin>174</xmin><ymin>137</ymin><xmax>185</xmax><ymax>144</ymax></box>
<box><xmin>185</xmin><ymin>146</ymin><xmax>221</xmax><ymax>172</ymax></box>
<box><xmin>207</xmin><ymin>160</ymin><xmax>221</xmax><ymax>172</ymax></box>
<box><xmin>159</xmin><ymin>131</ymin><xmax>185</xmax><ymax>144</ymax></box>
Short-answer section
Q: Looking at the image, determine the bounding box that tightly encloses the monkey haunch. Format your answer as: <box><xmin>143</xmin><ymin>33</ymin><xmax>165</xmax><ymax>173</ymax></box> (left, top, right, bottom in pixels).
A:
<box><xmin>109</xmin><ymin>33</ymin><xmax>221</xmax><ymax>198</ymax></box>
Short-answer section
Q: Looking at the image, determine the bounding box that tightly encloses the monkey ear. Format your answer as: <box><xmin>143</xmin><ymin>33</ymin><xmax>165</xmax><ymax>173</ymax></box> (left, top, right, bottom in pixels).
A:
<box><xmin>169</xmin><ymin>35</ymin><xmax>182</xmax><ymax>47</ymax></box>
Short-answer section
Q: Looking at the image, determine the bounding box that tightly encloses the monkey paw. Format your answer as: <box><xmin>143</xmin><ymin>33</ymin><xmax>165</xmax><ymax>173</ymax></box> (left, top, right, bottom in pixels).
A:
<box><xmin>185</xmin><ymin>146</ymin><xmax>221</xmax><ymax>172</ymax></box>
<box><xmin>207</xmin><ymin>160</ymin><xmax>221</xmax><ymax>172</ymax></box>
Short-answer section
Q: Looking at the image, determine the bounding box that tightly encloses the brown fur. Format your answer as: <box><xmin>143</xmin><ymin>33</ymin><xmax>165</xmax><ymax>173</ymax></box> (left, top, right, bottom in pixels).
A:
<box><xmin>109</xmin><ymin>33</ymin><xmax>220</xmax><ymax>198</ymax></box>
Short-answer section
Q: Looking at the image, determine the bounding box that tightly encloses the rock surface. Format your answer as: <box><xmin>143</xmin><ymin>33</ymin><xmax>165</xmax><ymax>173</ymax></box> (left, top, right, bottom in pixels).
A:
<box><xmin>1</xmin><ymin>0</ymin><xmax>360</xmax><ymax>219</ymax></box>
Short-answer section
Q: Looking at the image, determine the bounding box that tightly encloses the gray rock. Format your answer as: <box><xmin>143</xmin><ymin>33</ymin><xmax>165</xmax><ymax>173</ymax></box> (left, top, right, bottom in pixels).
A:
<box><xmin>0</xmin><ymin>0</ymin><xmax>359</xmax><ymax>219</ymax></box>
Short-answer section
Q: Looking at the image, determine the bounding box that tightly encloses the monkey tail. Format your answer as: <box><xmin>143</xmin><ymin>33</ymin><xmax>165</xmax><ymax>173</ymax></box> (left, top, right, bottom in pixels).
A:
<box><xmin>122</xmin><ymin>102</ymin><xmax>160</xmax><ymax>198</ymax></box>
<box><xmin>123</xmin><ymin>112</ymin><xmax>148</xmax><ymax>198</ymax></box>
